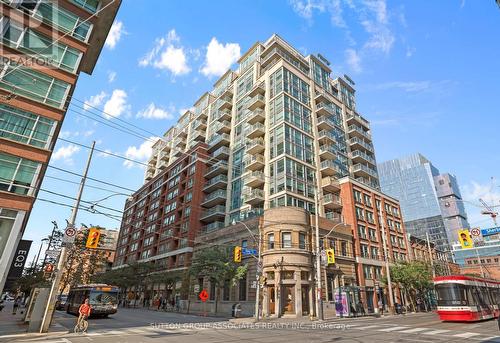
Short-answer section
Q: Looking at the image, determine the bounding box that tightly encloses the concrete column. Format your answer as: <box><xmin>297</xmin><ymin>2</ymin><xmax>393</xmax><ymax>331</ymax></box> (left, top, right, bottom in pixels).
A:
<box><xmin>262</xmin><ymin>285</ymin><xmax>269</xmax><ymax>317</ymax></box>
<box><xmin>295</xmin><ymin>271</ymin><xmax>302</xmax><ymax>316</ymax></box>
<box><xmin>275</xmin><ymin>271</ymin><xmax>281</xmax><ymax>317</ymax></box>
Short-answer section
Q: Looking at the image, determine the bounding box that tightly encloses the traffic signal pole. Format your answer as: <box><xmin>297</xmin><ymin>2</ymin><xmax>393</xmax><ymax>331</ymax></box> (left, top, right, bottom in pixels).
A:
<box><xmin>40</xmin><ymin>141</ymin><xmax>95</xmax><ymax>333</ymax></box>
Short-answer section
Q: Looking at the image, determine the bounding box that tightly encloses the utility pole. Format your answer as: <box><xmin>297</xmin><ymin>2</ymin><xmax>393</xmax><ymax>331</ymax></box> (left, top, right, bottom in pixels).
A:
<box><xmin>426</xmin><ymin>232</ymin><xmax>436</xmax><ymax>278</ymax></box>
<box><xmin>40</xmin><ymin>141</ymin><xmax>95</xmax><ymax>333</ymax></box>
<box><xmin>314</xmin><ymin>192</ymin><xmax>324</xmax><ymax>320</ymax></box>
<box><xmin>378</xmin><ymin>208</ymin><xmax>394</xmax><ymax>314</ymax></box>
<box><xmin>255</xmin><ymin>220</ymin><xmax>262</xmax><ymax>320</ymax></box>
<box><xmin>41</xmin><ymin>221</ymin><xmax>59</xmax><ymax>270</ymax></box>
<box><xmin>475</xmin><ymin>248</ymin><xmax>486</xmax><ymax>278</ymax></box>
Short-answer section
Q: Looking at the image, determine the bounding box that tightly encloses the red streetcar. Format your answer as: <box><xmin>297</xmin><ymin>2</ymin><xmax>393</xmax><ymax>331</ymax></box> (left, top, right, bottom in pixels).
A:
<box><xmin>434</xmin><ymin>275</ymin><xmax>500</xmax><ymax>322</ymax></box>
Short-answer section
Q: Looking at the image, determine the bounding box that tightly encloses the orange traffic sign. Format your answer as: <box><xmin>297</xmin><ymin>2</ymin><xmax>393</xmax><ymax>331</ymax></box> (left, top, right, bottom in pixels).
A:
<box><xmin>199</xmin><ymin>289</ymin><xmax>209</xmax><ymax>302</ymax></box>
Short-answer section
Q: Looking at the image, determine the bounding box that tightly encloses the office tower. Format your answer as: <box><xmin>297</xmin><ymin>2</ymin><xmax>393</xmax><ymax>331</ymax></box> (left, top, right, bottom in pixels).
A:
<box><xmin>0</xmin><ymin>0</ymin><xmax>121</xmax><ymax>293</ymax></box>
<box><xmin>377</xmin><ymin>153</ymin><xmax>470</xmax><ymax>252</ymax></box>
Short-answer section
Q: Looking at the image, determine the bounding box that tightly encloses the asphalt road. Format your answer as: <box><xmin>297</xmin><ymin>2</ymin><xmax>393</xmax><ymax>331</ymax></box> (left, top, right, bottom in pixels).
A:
<box><xmin>2</xmin><ymin>309</ymin><xmax>500</xmax><ymax>343</ymax></box>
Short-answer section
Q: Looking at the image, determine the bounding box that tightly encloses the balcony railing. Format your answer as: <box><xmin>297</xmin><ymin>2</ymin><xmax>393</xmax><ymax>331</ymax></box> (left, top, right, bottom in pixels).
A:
<box><xmin>247</xmin><ymin>109</ymin><xmax>265</xmax><ymax>124</ymax></box>
<box><xmin>202</xmin><ymin>221</ymin><xmax>225</xmax><ymax>233</ymax></box>
<box><xmin>351</xmin><ymin>150</ymin><xmax>376</xmax><ymax>165</ymax></box>
<box><xmin>242</xmin><ymin>189</ymin><xmax>265</xmax><ymax>204</ymax></box>
<box><xmin>352</xmin><ymin>164</ymin><xmax>378</xmax><ymax>178</ymax></box>
<box><xmin>247</xmin><ymin>123</ymin><xmax>265</xmax><ymax>138</ymax></box>
<box><xmin>348</xmin><ymin>124</ymin><xmax>371</xmax><ymax>139</ymax></box>
<box><xmin>349</xmin><ymin>137</ymin><xmax>374</xmax><ymax>153</ymax></box>
<box><xmin>248</xmin><ymin>94</ymin><xmax>265</xmax><ymax>111</ymax></box>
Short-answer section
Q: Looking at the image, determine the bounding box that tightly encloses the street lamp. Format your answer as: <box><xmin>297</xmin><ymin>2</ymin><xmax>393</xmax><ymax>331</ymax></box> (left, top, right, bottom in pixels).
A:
<box><xmin>231</xmin><ymin>219</ymin><xmax>262</xmax><ymax>321</ymax></box>
<box><xmin>88</xmin><ymin>193</ymin><xmax>132</xmax><ymax>213</ymax></box>
<box><xmin>31</xmin><ymin>238</ymin><xmax>49</xmax><ymax>274</ymax></box>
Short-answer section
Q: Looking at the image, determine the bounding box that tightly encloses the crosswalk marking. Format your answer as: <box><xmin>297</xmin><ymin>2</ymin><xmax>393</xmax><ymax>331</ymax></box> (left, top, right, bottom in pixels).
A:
<box><xmin>398</xmin><ymin>328</ymin><xmax>429</xmax><ymax>333</ymax></box>
<box><xmin>357</xmin><ymin>325</ymin><xmax>384</xmax><ymax>330</ymax></box>
<box><xmin>377</xmin><ymin>326</ymin><xmax>408</xmax><ymax>332</ymax></box>
<box><xmin>422</xmin><ymin>329</ymin><xmax>451</xmax><ymax>335</ymax></box>
<box><xmin>453</xmin><ymin>332</ymin><xmax>480</xmax><ymax>338</ymax></box>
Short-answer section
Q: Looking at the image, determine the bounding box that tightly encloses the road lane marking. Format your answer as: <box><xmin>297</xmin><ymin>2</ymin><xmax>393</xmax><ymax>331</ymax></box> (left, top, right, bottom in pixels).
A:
<box><xmin>422</xmin><ymin>329</ymin><xmax>451</xmax><ymax>335</ymax></box>
<box><xmin>377</xmin><ymin>326</ymin><xmax>409</xmax><ymax>332</ymax></box>
<box><xmin>453</xmin><ymin>332</ymin><xmax>480</xmax><ymax>338</ymax></box>
<box><xmin>397</xmin><ymin>328</ymin><xmax>429</xmax><ymax>333</ymax></box>
<box><xmin>357</xmin><ymin>325</ymin><xmax>384</xmax><ymax>330</ymax></box>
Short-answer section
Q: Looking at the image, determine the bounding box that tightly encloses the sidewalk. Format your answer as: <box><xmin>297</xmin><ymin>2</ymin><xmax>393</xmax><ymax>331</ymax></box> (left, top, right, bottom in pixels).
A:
<box><xmin>0</xmin><ymin>302</ymin><xmax>29</xmax><ymax>336</ymax></box>
<box><xmin>229</xmin><ymin>312</ymin><xmax>417</xmax><ymax>324</ymax></box>
<box><xmin>119</xmin><ymin>304</ymin><xmax>233</xmax><ymax>320</ymax></box>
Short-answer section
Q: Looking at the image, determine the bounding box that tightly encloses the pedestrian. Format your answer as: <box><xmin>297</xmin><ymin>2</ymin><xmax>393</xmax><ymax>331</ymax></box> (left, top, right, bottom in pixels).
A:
<box><xmin>12</xmin><ymin>296</ymin><xmax>21</xmax><ymax>315</ymax></box>
<box><xmin>378</xmin><ymin>299</ymin><xmax>383</xmax><ymax>316</ymax></box>
<box><xmin>357</xmin><ymin>300</ymin><xmax>365</xmax><ymax>316</ymax></box>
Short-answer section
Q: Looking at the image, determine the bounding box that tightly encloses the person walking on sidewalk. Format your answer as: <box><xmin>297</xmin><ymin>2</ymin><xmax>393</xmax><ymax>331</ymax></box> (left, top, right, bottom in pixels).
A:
<box><xmin>12</xmin><ymin>296</ymin><xmax>21</xmax><ymax>315</ymax></box>
<box><xmin>378</xmin><ymin>300</ymin><xmax>383</xmax><ymax>316</ymax></box>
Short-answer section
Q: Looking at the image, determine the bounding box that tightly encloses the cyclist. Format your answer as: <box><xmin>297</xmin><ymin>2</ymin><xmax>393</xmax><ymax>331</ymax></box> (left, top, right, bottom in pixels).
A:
<box><xmin>77</xmin><ymin>298</ymin><xmax>91</xmax><ymax>333</ymax></box>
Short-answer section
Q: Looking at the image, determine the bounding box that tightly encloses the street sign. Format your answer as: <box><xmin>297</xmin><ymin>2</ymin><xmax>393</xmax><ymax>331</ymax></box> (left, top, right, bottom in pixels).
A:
<box><xmin>193</xmin><ymin>284</ymin><xmax>200</xmax><ymax>294</ymax></box>
<box><xmin>62</xmin><ymin>225</ymin><xmax>77</xmax><ymax>245</ymax></box>
<box><xmin>199</xmin><ymin>289</ymin><xmax>209</xmax><ymax>302</ymax></box>
<box><xmin>320</xmin><ymin>249</ymin><xmax>327</xmax><ymax>265</ymax></box>
<box><xmin>251</xmin><ymin>280</ymin><xmax>257</xmax><ymax>289</ymax></box>
<box><xmin>242</xmin><ymin>248</ymin><xmax>257</xmax><ymax>256</ymax></box>
<box><xmin>45</xmin><ymin>250</ymin><xmax>60</xmax><ymax>259</ymax></box>
<box><xmin>257</xmin><ymin>260</ymin><xmax>263</xmax><ymax>274</ymax></box>
<box><xmin>470</xmin><ymin>228</ymin><xmax>481</xmax><ymax>236</ymax></box>
<box><xmin>44</xmin><ymin>264</ymin><xmax>54</xmax><ymax>273</ymax></box>
<box><xmin>481</xmin><ymin>226</ymin><xmax>500</xmax><ymax>237</ymax></box>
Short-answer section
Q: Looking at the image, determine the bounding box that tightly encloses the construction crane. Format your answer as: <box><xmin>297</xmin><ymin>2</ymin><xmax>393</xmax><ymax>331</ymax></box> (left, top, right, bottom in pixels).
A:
<box><xmin>479</xmin><ymin>198</ymin><xmax>498</xmax><ymax>226</ymax></box>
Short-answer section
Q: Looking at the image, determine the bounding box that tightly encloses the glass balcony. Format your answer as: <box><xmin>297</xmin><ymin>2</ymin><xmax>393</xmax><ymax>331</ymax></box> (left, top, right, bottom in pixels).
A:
<box><xmin>200</xmin><ymin>205</ymin><xmax>226</xmax><ymax>222</ymax></box>
<box><xmin>318</xmin><ymin>130</ymin><xmax>336</xmax><ymax>145</ymax></box>
<box><xmin>248</xmin><ymin>82</ymin><xmax>265</xmax><ymax>97</ymax></box>
<box><xmin>325</xmin><ymin>211</ymin><xmax>344</xmax><ymax>223</ymax></box>
<box><xmin>247</xmin><ymin>109</ymin><xmax>265</xmax><ymax>124</ymax></box>
<box><xmin>214</xmin><ymin>120</ymin><xmax>231</xmax><ymax>134</ymax></box>
<box><xmin>348</xmin><ymin>125</ymin><xmax>371</xmax><ymax>140</ymax></box>
<box><xmin>244</xmin><ymin>154</ymin><xmax>265</xmax><ymax>171</ymax></box>
<box><xmin>193</xmin><ymin>119</ymin><xmax>207</xmax><ymax>130</ymax></box>
<box><xmin>211</xmin><ymin>146</ymin><xmax>230</xmax><ymax>160</ymax></box>
<box><xmin>215</xmin><ymin>109</ymin><xmax>232</xmax><ymax>122</ymax></box>
<box><xmin>202</xmin><ymin>221</ymin><xmax>225</xmax><ymax>233</ymax></box>
<box><xmin>205</xmin><ymin>161</ymin><xmax>228</xmax><ymax>178</ymax></box>
<box><xmin>203</xmin><ymin>175</ymin><xmax>228</xmax><ymax>193</ymax></box>
<box><xmin>317</xmin><ymin>116</ymin><xmax>335</xmax><ymax>131</ymax></box>
<box><xmin>246</xmin><ymin>137</ymin><xmax>265</xmax><ymax>154</ymax></box>
<box><xmin>245</xmin><ymin>171</ymin><xmax>265</xmax><ymax>188</ymax></box>
<box><xmin>207</xmin><ymin>133</ymin><xmax>230</xmax><ymax>152</ymax></box>
<box><xmin>243</xmin><ymin>189</ymin><xmax>265</xmax><ymax>205</ymax></box>
<box><xmin>323</xmin><ymin>193</ymin><xmax>342</xmax><ymax>210</ymax></box>
<box><xmin>248</xmin><ymin>94</ymin><xmax>265</xmax><ymax>111</ymax></box>
<box><xmin>319</xmin><ymin>144</ymin><xmax>336</xmax><ymax>160</ymax></box>
<box><xmin>346</xmin><ymin>111</ymin><xmax>370</xmax><ymax>129</ymax></box>
<box><xmin>349</xmin><ymin>137</ymin><xmax>374</xmax><ymax>153</ymax></box>
<box><xmin>159</xmin><ymin>151</ymin><xmax>169</xmax><ymax>162</ymax></box>
<box><xmin>351</xmin><ymin>150</ymin><xmax>376</xmax><ymax>166</ymax></box>
<box><xmin>352</xmin><ymin>164</ymin><xmax>378</xmax><ymax>179</ymax></box>
<box><xmin>320</xmin><ymin>160</ymin><xmax>341</xmax><ymax>176</ymax></box>
<box><xmin>145</xmin><ymin>169</ymin><xmax>154</xmax><ymax>181</ymax></box>
<box><xmin>316</xmin><ymin>102</ymin><xmax>334</xmax><ymax>117</ymax></box>
<box><xmin>202</xmin><ymin>189</ymin><xmax>227</xmax><ymax>208</ymax></box>
<box><xmin>247</xmin><ymin>123</ymin><xmax>265</xmax><ymax>139</ymax></box>
<box><xmin>218</xmin><ymin>95</ymin><xmax>233</xmax><ymax>111</ymax></box>
<box><xmin>321</xmin><ymin>177</ymin><xmax>340</xmax><ymax>193</ymax></box>
<box><xmin>191</xmin><ymin>130</ymin><xmax>205</xmax><ymax>142</ymax></box>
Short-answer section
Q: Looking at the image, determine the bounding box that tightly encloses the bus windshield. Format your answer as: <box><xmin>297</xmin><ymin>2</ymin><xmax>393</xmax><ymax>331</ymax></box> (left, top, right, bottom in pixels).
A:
<box><xmin>89</xmin><ymin>291</ymin><xmax>118</xmax><ymax>306</ymax></box>
<box><xmin>435</xmin><ymin>283</ymin><xmax>468</xmax><ymax>306</ymax></box>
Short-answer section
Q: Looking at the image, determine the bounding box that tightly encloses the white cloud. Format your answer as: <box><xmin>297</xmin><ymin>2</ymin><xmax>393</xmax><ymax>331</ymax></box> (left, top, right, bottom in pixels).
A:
<box><xmin>123</xmin><ymin>138</ymin><xmax>158</xmax><ymax>168</ymax></box>
<box><xmin>83</xmin><ymin>91</ymin><xmax>107</xmax><ymax>110</ymax></box>
<box><xmin>139</xmin><ymin>29</ymin><xmax>190</xmax><ymax>76</ymax></box>
<box><xmin>105</xmin><ymin>20</ymin><xmax>124</xmax><ymax>50</ymax></box>
<box><xmin>179</xmin><ymin>107</ymin><xmax>195</xmax><ymax>116</ymax></box>
<box><xmin>361</xmin><ymin>19</ymin><xmax>395</xmax><ymax>54</ymax></box>
<box><xmin>200</xmin><ymin>38</ymin><xmax>241</xmax><ymax>77</ymax></box>
<box><xmin>363</xmin><ymin>0</ymin><xmax>387</xmax><ymax>24</ymax></box>
<box><xmin>406</xmin><ymin>46</ymin><xmax>416</xmax><ymax>58</ymax></box>
<box><xmin>462</xmin><ymin>180</ymin><xmax>500</xmax><ymax>227</ymax></box>
<box><xmin>108</xmin><ymin>71</ymin><xmax>117</xmax><ymax>83</ymax></box>
<box><xmin>137</xmin><ymin>103</ymin><xmax>174</xmax><ymax>120</ymax></box>
<box><xmin>103</xmin><ymin>89</ymin><xmax>129</xmax><ymax>119</ymax></box>
<box><xmin>97</xmin><ymin>149</ymin><xmax>112</xmax><ymax>158</ymax></box>
<box><xmin>52</xmin><ymin>144</ymin><xmax>80</xmax><ymax>161</ymax></box>
<box><xmin>59</xmin><ymin>131</ymin><xmax>72</xmax><ymax>139</ymax></box>
<box><xmin>82</xmin><ymin>130</ymin><xmax>94</xmax><ymax>137</ymax></box>
<box><xmin>288</xmin><ymin>0</ymin><xmax>326</xmax><ymax>21</ymax></box>
<box><xmin>345</xmin><ymin>49</ymin><xmax>362</xmax><ymax>73</ymax></box>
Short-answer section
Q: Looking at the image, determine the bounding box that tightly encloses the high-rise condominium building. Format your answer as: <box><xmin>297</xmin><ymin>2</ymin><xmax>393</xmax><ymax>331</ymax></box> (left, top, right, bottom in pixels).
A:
<box><xmin>146</xmin><ymin>34</ymin><xmax>380</xmax><ymax>232</ymax></box>
<box><xmin>377</xmin><ymin>153</ymin><xmax>470</xmax><ymax>253</ymax></box>
<box><xmin>0</xmin><ymin>0</ymin><xmax>121</xmax><ymax>293</ymax></box>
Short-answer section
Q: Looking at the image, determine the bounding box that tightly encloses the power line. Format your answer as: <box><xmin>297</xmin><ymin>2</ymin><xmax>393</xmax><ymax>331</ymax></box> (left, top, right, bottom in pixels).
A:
<box><xmin>36</xmin><ymin>198</ymin><xmax>122</xmax><ymax>221</ymax></box>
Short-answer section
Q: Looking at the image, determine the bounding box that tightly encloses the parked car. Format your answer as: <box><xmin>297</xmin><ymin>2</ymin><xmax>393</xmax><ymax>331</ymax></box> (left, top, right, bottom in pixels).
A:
<box><xmin>55</xmin><ymin>295</ymin><xmax>68</xmax><ymax>311</ymax></box>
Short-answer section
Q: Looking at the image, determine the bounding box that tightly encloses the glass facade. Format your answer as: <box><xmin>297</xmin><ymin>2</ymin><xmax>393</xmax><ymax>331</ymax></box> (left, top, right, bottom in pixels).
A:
<box><xmin>0</xmin><ymin>152</ymin><xmax>40</xmax><ymax>195</ymax></box>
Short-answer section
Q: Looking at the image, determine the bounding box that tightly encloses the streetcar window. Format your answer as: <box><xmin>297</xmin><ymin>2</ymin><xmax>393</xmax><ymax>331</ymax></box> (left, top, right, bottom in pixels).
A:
<box><xmin>435</xmin><ymin>283</ymin><xmax>468</xmax><ymax>306</ymax></box>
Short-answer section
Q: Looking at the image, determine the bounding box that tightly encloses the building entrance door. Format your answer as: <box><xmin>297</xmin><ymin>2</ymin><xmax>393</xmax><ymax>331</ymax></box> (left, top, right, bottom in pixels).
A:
<box><xmin>268</xmin><ymin>286</ymin><xmax>275</xmax><ymax>315</ymax></box>
<box><xmin>281</xmin><ymin>285</ymin><xmax>295</xmax><ymax>314</ymax></box>
<box><xmin>301</xmin><ymin>285</ymin><xmax>309</xmax><ymax>315</ymax></box>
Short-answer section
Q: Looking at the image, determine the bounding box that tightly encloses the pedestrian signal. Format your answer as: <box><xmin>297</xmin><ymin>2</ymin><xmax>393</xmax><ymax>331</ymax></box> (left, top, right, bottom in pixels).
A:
<box><xmin>326</xmin><ymin>248</ymin><xmax>335</xmax><ymax>264</ymax></box>
<box><xmin>234</xmin><ymin>246</ymin><xmax>242</xmax><ymax>263</ymax></box>
<box><xmin>458</xmin><ymin>229</ymin><xmax>473</xmax><ymax>249</ymax></box>
<box><xmin>86</xmin><ymin>228</ymin><xmax>101</xmax><ymax>249</ymax></box>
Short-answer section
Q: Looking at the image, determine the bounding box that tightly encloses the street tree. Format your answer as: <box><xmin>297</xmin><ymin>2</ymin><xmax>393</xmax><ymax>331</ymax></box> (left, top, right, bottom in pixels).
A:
<box><xmin>189</xmin><ymin>246</ymin><xmax>248</xmax><ymax>313</ymax></box>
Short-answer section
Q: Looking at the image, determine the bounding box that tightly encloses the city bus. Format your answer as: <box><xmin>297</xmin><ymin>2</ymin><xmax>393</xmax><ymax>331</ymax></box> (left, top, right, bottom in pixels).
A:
<box><xmin>66</xmin><ymin>284</ymin><xmax>119</xmax><ymax>317</ymax></box>
<box><xmin>434</xmin><ymin>275</ymin><xmax>500</xmax><ymax>322</ymax></box>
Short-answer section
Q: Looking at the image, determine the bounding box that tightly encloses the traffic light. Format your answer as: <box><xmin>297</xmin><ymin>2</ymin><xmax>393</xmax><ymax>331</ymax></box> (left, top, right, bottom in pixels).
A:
<box><xmin>86</xmin><ymin>228</ymin><xmax>101</xmax><ymax>249</ymax></box>
<box><xmin>326</xmin><ymin>248</ymin><xmax>335</xmax><ymax>265</ymax></box>
<box><xmin>234</xmin><ymin>246</ymin><xmax>242</xmax><ymax>263</ymax></box>
<box><xmin>458</xmin><ymin>229</ymin><xmax>473</xmax><ymax>249</ymax></box>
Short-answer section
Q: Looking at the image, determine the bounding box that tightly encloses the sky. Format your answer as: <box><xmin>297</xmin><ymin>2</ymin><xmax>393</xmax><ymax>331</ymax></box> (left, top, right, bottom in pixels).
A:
<box><xmin>23</xmin><ymin>0</ymin><xmax>500</xmax><ymax>265</ymax></box>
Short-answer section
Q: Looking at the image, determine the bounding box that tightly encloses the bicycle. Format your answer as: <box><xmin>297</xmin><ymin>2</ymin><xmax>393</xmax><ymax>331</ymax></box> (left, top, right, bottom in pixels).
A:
<box><xmin>74</xmin><ymin>315</ymin><xmax>89</xmax><ymax>334</ymax></box>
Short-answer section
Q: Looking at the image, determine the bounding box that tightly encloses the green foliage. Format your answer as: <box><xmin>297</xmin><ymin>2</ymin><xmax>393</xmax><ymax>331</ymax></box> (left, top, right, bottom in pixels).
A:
<box><xmin>387</xmin><ymin>261</ymin><xmax>433</xmax><ymax>291</ymax></box>
<box><xmin>14</xmin><ymin>271</ymin><xmax>50</xmax><ymax>294</ymax></box>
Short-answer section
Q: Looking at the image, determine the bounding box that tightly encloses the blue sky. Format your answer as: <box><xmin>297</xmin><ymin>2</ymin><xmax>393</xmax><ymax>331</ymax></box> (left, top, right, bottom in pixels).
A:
<box><xmin>24</xmin><ymin>0</ymin><xmax>500</xmax><ymax>263</ymax></box>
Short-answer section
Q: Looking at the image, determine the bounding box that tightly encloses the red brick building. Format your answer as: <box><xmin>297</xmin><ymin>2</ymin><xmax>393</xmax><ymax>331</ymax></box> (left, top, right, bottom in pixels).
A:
<box><xmin>460</xmin><ymin>255</ymin><xmax>500</xmax><ymax>280</ymax></box>
<box><xmin>339</xmin><ymin>177</ymin><xmax>409</xmax><ymax>313</ymax></box>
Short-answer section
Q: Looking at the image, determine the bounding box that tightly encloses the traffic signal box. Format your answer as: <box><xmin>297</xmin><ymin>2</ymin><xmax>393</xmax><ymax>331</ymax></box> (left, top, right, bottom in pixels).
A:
<box><xmin>326</xmin><ymin>248</ymin><xmax>335</xmax><ymax>265</ymax></box>
<box><xmin>234</xmin><ymin>246</ymin><xmax>242</xmax><ymax>263</ymax></box>
<box><xmin>86</xmin><ymin>228</ymin><xmax>101</xmax><ymax>249</ymax></box>
<box><xmin>458</xmin><ymin>229</ymin><xmax>473</xmax><ymax>249</ymax></box>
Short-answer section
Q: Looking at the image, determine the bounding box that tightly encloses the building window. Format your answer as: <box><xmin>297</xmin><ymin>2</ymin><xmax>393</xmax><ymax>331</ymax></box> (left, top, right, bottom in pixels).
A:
<box><xmin>184</xmin><ymin>206</ymin><xmax>191</xmax><ymax>218</ymax></box>
<box><xmin>360</xmin><ymin>244</ymin><xmax>369</xmax><ymax>258</ymax></box>
<box><xmin>0</xmin><ymin>104</ymin><xmax>56</xmax><ymax>148</ymax></box>
<box><xmin>281</xmin><ymin>232</ymin><xmax>292</xmax><ymax>248</ymax></box>
<box><xmin>299</xmin><ymin>232</ymin><xmax>306</xmax><ymax>249</ymax></box>
<box><xmin>364</xmin><ymin>194</ymin><xmax>372</xmax><ymax>207</ymax></box>
<box><xmin>0</xmin><ymin>152</ymin><xmax>40</xmax><ymax>195</ymax></box>
<box><xmin>267</xmin><ymin>233</ymin><xmax>275</xmax><ymax>249</ymax></box>
<box><xmin>185</xmin><ymin>192</ymin><xmax>192</xmax><ymax>202</ymax></box>
<box><xmin>223</xmin><ymin>279</ymin><xmax>230</xmax><ymax>301</ymax></box>
<box><xmin>354</xmin><ymin>190</ymin><xmax>362</xmax><ymax>203</ymax></box>
<box><xmin>241</xmin><ymin>240</ymin><xmax>248</xmax><ymax>249</ymax></box>
<box><xmin>239</xmin><ymin>276</ymin><xmax>247</xmax><ymax>301</ymax></box>
<box><xmin>341</xmin><ymin>241</ymin><xmax>348</xmax><ymax>256</ymax></box>
<box><xmin>358</xmin><ymin>225</ymin><xmax>366</xmax><ymax>239</ymax></box>
<box><xmin>363</xmin><ymin>265</ymin><xmax>373</xmax><ymax>279</ymax></box>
